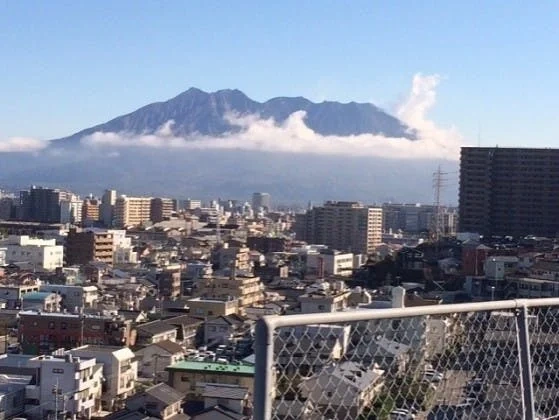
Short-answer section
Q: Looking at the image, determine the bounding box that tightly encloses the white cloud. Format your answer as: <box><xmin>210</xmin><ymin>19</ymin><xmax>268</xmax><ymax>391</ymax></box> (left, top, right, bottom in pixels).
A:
<box><xmin>0</xmin><ymin>136</ymin><xmax>48</xmax><ymax>153</ymax></box>
<box><xmin>81</xmin><ymin>73</ymin><xmax>465</xmax><ymax>160</ymax></box>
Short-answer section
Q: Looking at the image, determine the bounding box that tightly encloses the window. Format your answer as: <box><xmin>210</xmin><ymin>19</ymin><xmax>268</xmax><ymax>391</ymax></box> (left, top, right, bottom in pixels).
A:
<box><xmin>52</xmin><ymin>368</ymin><xmax>64</xmax><ymax>374</ymax></box>
<box><xmin>48</xmin><ymin>322</ymin><xmax>55</xmax><ymax>329</ymax></box>
<box><xmin>61</xmin><ymin>322</ymin><xmax>67</xmax><ymax>330</ymax></box>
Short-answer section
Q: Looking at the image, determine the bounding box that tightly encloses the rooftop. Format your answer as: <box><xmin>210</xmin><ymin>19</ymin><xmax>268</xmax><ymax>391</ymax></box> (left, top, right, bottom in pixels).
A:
<box><xmin>22</xmin><ymin>291</ymin><xmax>55</xmax><ymax>301</ymax></box>
<box><xmin>166</xmin><ymin>361</ymin><xmax>255</xmax><ymax>376</ymax></box>
<box><xmin>144</xmin><ymin>382</ymin><xmax>184</xmax><ymax>405</ymax></box>
<box><xmin>136</xmin><ymin>320</ymin><xmax>177</xmax><ymax>336</ymax></box>
<box><xmin>202</xmin><ymin>384</ymin><xmax>248</xmax><ymax>400</ymax></box>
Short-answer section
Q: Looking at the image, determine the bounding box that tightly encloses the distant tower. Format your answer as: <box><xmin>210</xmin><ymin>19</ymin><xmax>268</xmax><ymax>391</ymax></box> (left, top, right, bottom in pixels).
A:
<box><xmin>431</xmin><ymin>166</ymin><xmax>448</xmax><ymax>242</ymax></box>
<box><xmin>252</xmin><ymin>192</ymin><xmax>271</xmax><ymax>213</ymax></box>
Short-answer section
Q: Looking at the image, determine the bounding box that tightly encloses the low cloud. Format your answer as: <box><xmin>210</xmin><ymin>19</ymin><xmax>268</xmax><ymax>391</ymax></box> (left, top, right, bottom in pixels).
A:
<box><xmin>83</xmin><ymin>73</ymin><xmax>464</xmax><ymax>160</ymax></box>
<box><xmin>0</xmin><ymin>136</ymin><xmax>48</xmax><ymax>153</ymax></box>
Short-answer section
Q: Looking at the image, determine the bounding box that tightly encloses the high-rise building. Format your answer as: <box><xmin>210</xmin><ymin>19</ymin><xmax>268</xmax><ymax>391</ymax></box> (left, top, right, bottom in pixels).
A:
<box><xmin>114</xmin><ymin>196</ymin><xmax>152</xmax><ymax>228</ymax></box>
<box><xmin>60</xmin><ymin>194</ymin><xmax>83</xmax><ymax>224</ymax></box>
<box><xmin>295</xmin><ymin>201</ymin><xmax>383</xmax><ymax>254</ymax></box>
<box><xmin>252</xmin><ymin>192</ymin><xmax>271</xmax><ymax>212</ymax></box>
<box><xmin>150</xmin><ymin>197</ymin><xmax>176</xmax><ymax>223</ymax></box>
<box><xmin>17</xmin><ymin>186</ymin><xmax>71</xmax><ymax>223</ymax></box>
<box><xmin>82</xmin><ymin>197</ymin><xmax>101</xmax><ymax>225</ymax></box>
<box><xmin>66</xmin><ymin>228</ymin><xmax>114</xmax><ymax>265</ymax></box>
<box><xmin>100</xmin><ymin>189</ymin><xmax>117</xmax><ymax>227</ymax></box>
<box><xmin>459</xmin><ymin>147</ymin><xmax>559</xmax><ymax>237</ymax></box>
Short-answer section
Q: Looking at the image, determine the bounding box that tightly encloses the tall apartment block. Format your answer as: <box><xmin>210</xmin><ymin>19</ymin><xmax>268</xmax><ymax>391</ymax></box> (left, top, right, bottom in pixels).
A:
<box><xmin>459</xmin><ymin>147</ymin><xmax>559</xmax><ymax>237</ymax></box>
<box><xmin>66</xmin><ymin>228</ymin><xmax>114</xmax><ymax>265</ymax></box>
<box><xmin>295</xmin><ymin>201</ymin><xmax>383</xmax><ymax>254</ymax></box>
<box><xmin>150</xmin><ymin>197</ymin><xmax>176</xmax><ymax>223</ymax></box>
<box><xmin>252</xmin><ymin>192</ymin><xmax>271</xmax><ymax>212</ymax></box>
<box><xmin>82</xmin><ymin>197</ymin><xmax>101</xmax><ymax>225</ymax></box>
<box><xmin>100</xmin><ymin>189</ymin><xmax>117</xmax><ymax>227</ymax></box>
<box><xmin>114</xmin><ymin>196</ymin><xmax>152</xmax><ymax>228</ymax></box>
<box><xmin>17</xmin><ymin>186</ymin><xmax>72</xmax><ymax>223</ymax></box>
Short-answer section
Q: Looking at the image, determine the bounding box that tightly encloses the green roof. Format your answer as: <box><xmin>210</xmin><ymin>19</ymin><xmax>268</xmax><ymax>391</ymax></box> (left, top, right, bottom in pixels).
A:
<box><xmin>166</xmin><ymin>360</ymin><xmax>255</xmax><ymax>376</ymax></box>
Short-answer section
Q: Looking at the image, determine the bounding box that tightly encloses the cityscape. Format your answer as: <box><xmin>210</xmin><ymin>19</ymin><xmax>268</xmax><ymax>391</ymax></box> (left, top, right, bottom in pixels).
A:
<box><xmin>3</xmin><ymin>2</ymin><xmax>559</xmax><ymax>420</ymax></box>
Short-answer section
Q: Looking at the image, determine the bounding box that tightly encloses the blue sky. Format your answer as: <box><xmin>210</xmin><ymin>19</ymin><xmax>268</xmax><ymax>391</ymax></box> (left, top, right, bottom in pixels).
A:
<box><xmin>1</xmin><ymin>1</ymin><xmax>558</xmax><ymax>146</ymax></box>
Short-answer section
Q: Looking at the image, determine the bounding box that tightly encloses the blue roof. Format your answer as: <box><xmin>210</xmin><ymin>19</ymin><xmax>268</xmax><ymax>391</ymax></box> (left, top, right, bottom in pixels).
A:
<box><xmin>22</xmin><ymin>292</ymin><xmax>54</xmax><ymax>301</ymax></box>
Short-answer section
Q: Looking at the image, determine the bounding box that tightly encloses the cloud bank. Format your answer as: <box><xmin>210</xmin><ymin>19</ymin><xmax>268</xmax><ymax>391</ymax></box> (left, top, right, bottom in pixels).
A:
<box><xmin>0</xmin><ymin>136</ymin><xmax>48</xmax><ymax>153</ymax></box>
<box><xmin>81</xmin><ymin>73</ymin><xmax>463</xmax><ymax>160</ymax></box>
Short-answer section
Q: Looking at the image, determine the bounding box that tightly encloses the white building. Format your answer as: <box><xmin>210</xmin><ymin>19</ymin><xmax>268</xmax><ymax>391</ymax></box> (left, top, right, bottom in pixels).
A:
<box><xmin>306</xmin><ymin>250</ymin><xmax>355</xmax><ymax>277</ymax></box>
<box><xmin>27</xmin><ymin>354</ymin><xmax>103</xmax><ymax>420</ymax></box>
<box><xmin>299</xmin><ymin>362</ymin><xmax>385</xmax><ymax>418</ymax></box>
<box><xmin>107</xmin><ymin>229</ymin><xmax>137</xmax><ymax>264</ymax></box>
<box><xmin>39</xmin><ymin>284</ymin><xmax>99</xmax><ymax>310</ymax></box>
<box><xmin>1</xmin><ymin>235</ymin><xmax>64</xmax><ymax>271</ymax></box>
<box><xmin>60</xmin><ymin>195</ymin><xmax>83</xmax><ymax>224</ymax></box>
<box><xmin>68</xmin><ymin>345</ymin><xmax>137</xmax><ymax>411</ymax></box>
<box><xmin>135</xmin><ymin>340</ymin><xmax>186</xmax><ymax>382</ymax></box>
<box><xmin>0</xmin><ymin>247</ymin><xmax>6</xmax><ymax>266</ymax></box>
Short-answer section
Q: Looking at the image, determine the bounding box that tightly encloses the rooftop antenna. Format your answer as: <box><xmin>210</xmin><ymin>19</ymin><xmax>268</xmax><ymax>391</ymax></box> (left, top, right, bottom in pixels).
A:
<box><xmin>432</xmin><ymin>165</ymin><xmax>448</xmax><ymax>243</ymax></box>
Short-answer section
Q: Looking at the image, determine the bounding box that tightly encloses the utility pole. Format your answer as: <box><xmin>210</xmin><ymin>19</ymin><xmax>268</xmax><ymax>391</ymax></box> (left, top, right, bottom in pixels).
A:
<box><xmin>53</xmin><ymin>378</ymin><xmax>59</xmax><ymax>420</ymax></box>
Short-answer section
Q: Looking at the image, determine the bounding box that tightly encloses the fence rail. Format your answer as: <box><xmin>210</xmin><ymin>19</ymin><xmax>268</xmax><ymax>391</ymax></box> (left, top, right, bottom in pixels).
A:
<box><xmin>254</xmin><ymin>298</ymin><xmax>559</xmax><ymax>420</ymax></box>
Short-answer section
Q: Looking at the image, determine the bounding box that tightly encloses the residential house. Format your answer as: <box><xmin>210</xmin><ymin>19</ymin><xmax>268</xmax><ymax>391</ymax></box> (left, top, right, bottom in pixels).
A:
<box><xmin>136</xmin><ymin>340</ymin><xmax>186</xmax><ymax>382</ymax></box>
<box><xmin>135</xmin><ymin>320</ymin><xmax>178</xmax><ymax>346</ymax></box>
<box><xmin>125</xmin><ymin>383</ymin><xmax>184</xmax><ymax>420</ymax></box>
<box><xmin>162</xmin><ymin>315</ymin><xmax>204</xmax><ymax>349</ymax></box>
<box><xmin>299</xmin><ymin>362</ymin><xmax>385</xmax><ymax>419</ymax></box>
<box><xmin>204</xmin><ymin>314</ymin><xmax>250</xmax><ymax>347</ymax></box>
<box><xmin>201</xmin><ymin>384</ymin><xmax>250</xmax><ymax>416</ymax></box>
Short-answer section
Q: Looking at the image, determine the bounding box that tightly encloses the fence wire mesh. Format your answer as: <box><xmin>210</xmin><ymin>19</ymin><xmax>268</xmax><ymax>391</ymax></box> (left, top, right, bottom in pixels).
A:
<box><xmin>264</xmin><ymin>307</ymin><xmax>559</xmax><ymax>420</ymax></box>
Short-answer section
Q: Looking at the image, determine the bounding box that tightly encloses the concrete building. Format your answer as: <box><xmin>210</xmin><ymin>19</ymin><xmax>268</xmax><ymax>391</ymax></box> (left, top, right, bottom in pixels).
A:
<box><xmin>252</xmin><ymin>192</ymin><xmax>271</xmax><ymax>212</ymax></box>
<box><xmin>1</xmin><ymin>235</ymin><xmax>64</xmax><ymax>271</ymax></box>
<box><xmin>60</xmin><ymin>194</ymin><xmax>83</xmax><ymax>224</ymax></box>
<box><xmin>17</xmin><ymin>186</ymin><xmax>73</xmax><ymax>223</ymax></box>
<box><xmin>19</xmin><ymin>311</ymin><xmax>134</xmax><ymax>354</ymax></box>
<box><xmin>69</xmin><ymin>345</ymin><xmax>137</xmax><ymax>411</ymax></box>
<box><xmin>298</xmin><ymin>282</ymin><xmax>351</xmax><ymax>314</ymax></box>
<box><xmin>166</xmin><ymin>360</ymin><xmax>255</xmax><ymax>400</ymax></box>
<box><xmin>0</xmin><ymin>374</ymin><xmax>30</xmax><ymax>419</ymax></box>
<box><xmin>82</xmin><ymin>197</ymin><xmax>101</xmax><ymax>225</ymax></box>
<box><xmin>66</xmin><ymin>228</ymin><xmax>114</xmax><ymax>265</ymax></box>
<box><xmin>0</xmin><ymin>197</ymin><xmax>14</xmax><ymax>220</ymax></box>
<box><xmin>107</xmin><ymin>229</ymin><xmax>137</xmax><ymax>264</ymax></box>
<box><xmin>459</xmin><ymin>146</ymin><xmax>559</xmax><ymax>237</ymax></box>
<box><xmin>306</xmin><ymin>249</ymin><xmax>355</xmax><ymax>277</ymax></box>
<box><xmin>147</xmin><ymin>266</ymin><xmax>181</xmax><ymax>298</ymax></box>
<box><xmin>114</xmin><ymin>196</ymin><xmax>152</xmax><ymax>228</ymax></box>
<box><xmin>21</xmin><ymin>291</ymin><xmax>61</xmax><ymax>312</ymax></box>
<box><xmin>39</xmin><ymin>284</ymin><xmax>99</xmax><ymax>310</ymax></box>
<box><xmin>183</xmin><ymin>199</ymin><xmax>202</xmax><ymax>210</ymax></box>
<box><xmin>296</xmin><ymin>201</ymin><xmax>383</xmax><ymax>254</ymax></box>
<box><xmin>100</xmin><ymin>189</ymin><xmax>117</xmax><ymax>227</ymax></box>
<box><xmin>0</xmin><ymin>282</ymin><xmax>40</xmax><ymax>309</ymax></box>
<box><xmin>186</xmin><ymin>297</ymin><xmax>239</xmax><ymax>317</ymax></box>
<box><xmin>27</xmin><ymin>353</ymin><xmax>103</xmax><ymax>419</ymax></box>
<box><xmin>150</xmin><ymin>198</ymin><xmax>176</xmax><ymax>223</ymax></box>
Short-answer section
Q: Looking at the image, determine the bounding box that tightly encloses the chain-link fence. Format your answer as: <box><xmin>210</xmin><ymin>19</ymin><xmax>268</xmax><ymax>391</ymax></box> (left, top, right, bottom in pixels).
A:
<box><xmin>254</xmin><ymin>298</ymin><xmax>559</xmax><ymax>420</ymax></box>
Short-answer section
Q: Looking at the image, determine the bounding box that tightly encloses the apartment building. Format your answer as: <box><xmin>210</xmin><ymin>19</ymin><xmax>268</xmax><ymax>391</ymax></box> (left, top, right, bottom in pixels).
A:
<box><xmin>17</xmin><ymin>186</ymin><xmax>73</xmax><ymax>223</ymax></box>
<box><xmin>69</xmin><ymin>345</ymin><xmax>137</xmax><ymax>411</ymax></box>
<box><xmin>100</xmin><ymin>189</ymin><xmax>117</xmax><ymax>227</ymax></box>
<box><xmin>66</xmin><ymin>228</ymin><xmax>114</xmax><ymax>265</ymax></box>
<box><xmin>26</xmin><ymin>354</ymin><xmax>103</xmax><ymax>419</ymax></box>
<box><xmin>306</xmin><ymin>249</ymin><xmax>356</xmax><ymax>277</ymax></box>
<box><xmin>166</xmin><ymin>360</ymin><xmax>255</xmax><ymax>400</ymax></box>
<box><xmin>295</xmin><ymin>201</ymin><xmax>383</xmax><ymax>254</ymax></box>
<box><xmin>459</xmin><ymin>147</ymin><xmax>559</xmax><ymax>237</ymax></box>
<box><xmin>82</xmin><ymin>197</ymin><xmax>101</xmax><ymax>225</ymax></box>
<box><xmin>18</xmin><ymin>311</ymin><xmax>134</xmax><ymax>354</ymax></box>
<box><xmin>60</xmin><ymin>194</ymin><xmax>83</xmax><ymax>224</ymax></box>
<box><xmin>39</xmin><ymin>284</ymin><xmax>99</xmax><ymax>310</ymax></box>
<box><xmin>150</xmin><ymin>197</ymin><xmax>176</xmax><ymax>223</ymax></box>
<box><xmin>0</xmin><ymin>235</ymin><xmax>64</xmax><ymax>270</ymax></box>
<box><xmin>114</xmin><ymin>195</ymin><xmax>152</xmax><ymax>228</ymax></box>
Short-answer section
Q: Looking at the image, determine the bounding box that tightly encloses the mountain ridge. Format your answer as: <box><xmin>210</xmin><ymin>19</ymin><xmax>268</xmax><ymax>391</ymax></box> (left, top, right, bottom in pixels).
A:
<box><xmin>51</xmin><ymin>87</ymin><xmax>416</xmax><ymax>146</ymax></box>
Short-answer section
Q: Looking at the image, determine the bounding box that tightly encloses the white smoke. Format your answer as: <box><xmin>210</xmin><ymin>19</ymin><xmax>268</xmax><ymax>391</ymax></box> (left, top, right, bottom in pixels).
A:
<box><xmin>0</xmin><ymin>136</ymin><xmax>48</xmax><ymax>153</ymax></box>
<box><xmin>82</xmin><ymin>73</ymin><xmax>464</xmax><ymax>160</ymax></box>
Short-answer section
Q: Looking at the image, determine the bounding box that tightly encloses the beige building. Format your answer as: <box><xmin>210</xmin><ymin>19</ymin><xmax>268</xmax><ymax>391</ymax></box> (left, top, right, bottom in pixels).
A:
<box><xmin>295</xmin><ymin>201</ymin><xmax>383</xmax><ymax>254</ymax></box>
<box><xmin>195</xmin><ymin>269</ymin><xmax>264</xmax><ymax>315</ymax></box>
<box><xmin>114</xmin><ymin>196</ymin><xmax>152</xmax><ymax>228</ymax></box>
<box><xmin>186</xmin><ymin>297</ymin><xmax>239</xmax><ymax>317</ymax></box>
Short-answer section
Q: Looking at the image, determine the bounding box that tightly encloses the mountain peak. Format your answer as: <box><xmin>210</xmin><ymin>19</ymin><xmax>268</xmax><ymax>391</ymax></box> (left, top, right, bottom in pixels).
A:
<box><xmin>53</xmin><ymin>88</ymin><xmax>416</xmax><ymax>145</ymax></box>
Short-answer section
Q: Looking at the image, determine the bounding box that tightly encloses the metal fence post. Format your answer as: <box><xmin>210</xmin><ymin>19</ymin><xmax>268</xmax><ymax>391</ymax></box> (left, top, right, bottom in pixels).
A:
<box><xmin>254</xmin><ymin>317</ymin><xmax>275</xmax><ymax>420</ymax></box>
<box><xmin>516</xmin><ymin>305</ymin><xmax>536</xmax><ymax>420</ymax></box>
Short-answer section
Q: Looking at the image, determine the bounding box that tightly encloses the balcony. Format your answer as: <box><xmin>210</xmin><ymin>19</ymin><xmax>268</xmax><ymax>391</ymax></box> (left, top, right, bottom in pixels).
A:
<box><xmin>253</xmin><ymin>298</ymin><xmax>559</xmax><ymax>420</ymax></box>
